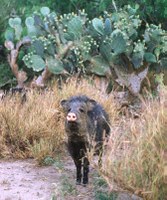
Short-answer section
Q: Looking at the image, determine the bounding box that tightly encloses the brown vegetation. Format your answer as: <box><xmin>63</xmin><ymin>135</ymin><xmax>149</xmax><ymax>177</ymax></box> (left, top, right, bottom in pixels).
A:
<box><xmin>0</xmin><ymin>79</ymin><xmax>166</xmax><ymax>199</ymax></box>
<box><xmin>96</xmin><ymin>85</ymin><xmax>167</xmax><ymax>200</ymax></box>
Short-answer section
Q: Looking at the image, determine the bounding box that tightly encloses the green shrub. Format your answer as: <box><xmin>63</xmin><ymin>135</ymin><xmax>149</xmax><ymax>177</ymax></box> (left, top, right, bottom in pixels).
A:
<box><xmin>0</xmin><ymin>62</ymin><xmax>14</xmax><ymax>89</ymax></box>
<box><xmin>3</xmin><ymin>5</ymin><xmax>167</xmax><ymax>94</ymax></box>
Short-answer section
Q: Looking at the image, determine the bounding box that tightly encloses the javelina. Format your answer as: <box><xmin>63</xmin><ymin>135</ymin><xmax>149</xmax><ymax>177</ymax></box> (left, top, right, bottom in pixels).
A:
<box><xmin>61</xmin><ymin>95</ymin><xmax>110</xmax><ymax>185</ymax></box>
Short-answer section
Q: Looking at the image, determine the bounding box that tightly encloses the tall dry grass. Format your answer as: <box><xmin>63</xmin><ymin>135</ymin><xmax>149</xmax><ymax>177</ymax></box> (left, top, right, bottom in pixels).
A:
<box><xmin>0</xmin><ymin>78</ymin><xmax>166</xmax><ymax>199</ymax></box>
<box><xmin>99</xmin><ymin>86</ymin><xmax>167</xmax><ymax>200</ymax></box>
<box><xmin>0</xmin><ymin>79</ymin><xmax>117</xmax><ymax>163</ymax></box>
<box><xmin>0</xmin><ymin>88</ymin><xmax>64</xmax><ymax>162</ymax></box>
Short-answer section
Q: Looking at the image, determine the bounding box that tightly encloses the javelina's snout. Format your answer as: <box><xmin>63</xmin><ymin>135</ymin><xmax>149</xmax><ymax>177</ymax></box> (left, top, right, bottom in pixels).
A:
<box><xmin>67</xmin><ymin>112</ymin><xmax>77</xmax><ymax>122</ymax></box>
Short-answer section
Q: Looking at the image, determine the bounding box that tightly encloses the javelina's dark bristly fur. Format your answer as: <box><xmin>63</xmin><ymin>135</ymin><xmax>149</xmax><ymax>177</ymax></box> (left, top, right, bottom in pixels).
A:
<box><xmin>61</xmin><ymin>95</ymin><xmax>110</xmax><ymax>185</ymax></box>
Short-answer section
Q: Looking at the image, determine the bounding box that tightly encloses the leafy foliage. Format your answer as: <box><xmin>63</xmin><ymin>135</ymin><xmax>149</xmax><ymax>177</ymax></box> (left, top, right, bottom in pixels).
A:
<box><xmin>3</xmin><ymin>5</ymin><xmax>167</xmax><ymax>94</ymax></box>
<box><xmin>0</xmin><ymin>63</ymin><xmax>14</xmax><ymax>88</ymax></box>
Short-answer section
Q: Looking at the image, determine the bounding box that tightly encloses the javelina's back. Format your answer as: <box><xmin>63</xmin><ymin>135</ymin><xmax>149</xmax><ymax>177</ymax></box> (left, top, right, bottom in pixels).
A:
<box><xmin>87</xmin><ymin>100</ymin><xmax>110</xmax><ymax>142</ymax></box>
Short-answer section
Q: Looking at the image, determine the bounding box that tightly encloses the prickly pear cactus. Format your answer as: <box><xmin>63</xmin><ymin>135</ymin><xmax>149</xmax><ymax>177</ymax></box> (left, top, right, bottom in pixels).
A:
<box><xmin>8</xmin><ymin>17</ymin><xmax>23</xmax><ymax>40</ymax></box>
<box><xmin>92</xmin><ymin>18</ymin><xmax>104</xmax><ymax>36</ymax></box>
<box><xmin>25</xmin><ymin>17</ymin><xmax>37</xmax><ymax>37</ymax></box>
<box><xmin>86</xmin><ymin>5</ymin><xmax>167</xmax><ymax>94</ymax></box>
<box><xmin>24</xmin><ymin>8</ymin><xmax>88</xmax><ymax>75</ymax></box>
<box><xmin>4</xmin><ymin>5</ymin><xmax>167</xmax><ymax>92</ymax></box>
<box><xmin>65</xmin><ymin>16</ymin><xmax>83</xmax><ymax>40</ymax></box>
<box><xmin>40</xmin><ymin>7</ymin><xmax>50</xmax><ymax>16</ymax></box>
<box><xmin>23</xmin><ymin>54</ymin><xmax>45</xmax><ymax>72</ymax></box>
<box><xmin>47</xmin><ymin>56</ymin><xmax>66</xmax><ymax>75</ymax></box>
<box><xmin>90</xmin><ymin>55</ymin><xmax>110</xmax><ymax>76</ymax></box>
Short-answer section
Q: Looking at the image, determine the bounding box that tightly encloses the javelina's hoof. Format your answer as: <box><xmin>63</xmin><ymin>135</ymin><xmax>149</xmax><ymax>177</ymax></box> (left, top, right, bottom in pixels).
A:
<box><xmin>76</xmin><ymin>180</ymin><xmax>81</xmax><ymax>185</ymax></box>
<box><xmin>82</xmin><ymin>183</ymin><xmax>87</xmax><ymax>187</ymax></box>
<box><xmin>82</xmin><ymin>180</ymin><xmax>88</xmax><ymax>186</ymax></box>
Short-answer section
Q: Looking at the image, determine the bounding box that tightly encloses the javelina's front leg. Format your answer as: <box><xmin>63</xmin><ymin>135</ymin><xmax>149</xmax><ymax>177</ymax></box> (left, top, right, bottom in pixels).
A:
<box><xmin>74</xmin><ymin>159</ymin><xmax>82</xmax><ymax>184</ymax></box>
<box><xmin>68</xmin><ymin>142</ymin><xmax>83</xmax><ymax>184</ymax></box>
<box><xmin>83</xmin><ymin>157</ymin><xmax>89</xmax><ymax>185</ymax></box>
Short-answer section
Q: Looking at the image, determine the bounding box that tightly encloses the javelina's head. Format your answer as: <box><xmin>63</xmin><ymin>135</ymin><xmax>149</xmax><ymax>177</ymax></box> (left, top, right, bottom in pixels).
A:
<box><xmin>60</xmin><ymin>95</ymin><xmax>96</xmax><ymax>132</ymax></box>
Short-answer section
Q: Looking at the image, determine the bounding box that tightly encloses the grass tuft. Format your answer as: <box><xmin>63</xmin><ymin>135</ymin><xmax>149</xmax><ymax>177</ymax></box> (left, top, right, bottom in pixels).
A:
<box><xmin>0</xmin><ymin>88</ymin><xmax>65</xmax><ymax>161</ymax></box>
<box><xmin>99</xmin><ymin>86</ymin><xmax>167</xmax><ymax>199</ymax></box>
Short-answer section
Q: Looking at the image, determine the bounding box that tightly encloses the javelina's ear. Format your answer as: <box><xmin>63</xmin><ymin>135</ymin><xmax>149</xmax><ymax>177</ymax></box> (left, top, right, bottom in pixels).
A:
<box><xmin>87</xmin><ymin>99</ymin><xmax>97</xmax><ymax>110</ymax></box>
<box><xmin>60</xmin><ymin>100</ymin><xmax>68</xmax><ymax>109</ymax></box>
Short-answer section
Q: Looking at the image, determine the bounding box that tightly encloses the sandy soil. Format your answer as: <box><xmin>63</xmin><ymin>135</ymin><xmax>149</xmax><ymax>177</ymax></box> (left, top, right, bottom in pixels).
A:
<box><xmin>0</xmin><ymin>157</ymin><xmax>142</xmax><ymax>200</ymax></box>
<box><xmin>0</xmin><ymin>159</ymin><xmax>56</xmax><ymax>200</ymax></box>
<box><xmin>0</xmin><ymin>157</ymin><xmax>96</xmax><ymax>200</ymax></box>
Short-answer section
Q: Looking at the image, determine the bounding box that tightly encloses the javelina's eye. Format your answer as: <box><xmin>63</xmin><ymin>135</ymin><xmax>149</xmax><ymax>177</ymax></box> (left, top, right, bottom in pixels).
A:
<box><xmin>68</xmin><ymin>108</ymin><xmax>71</xmax><ymax>112</ymax></box>
<box><xmin>79</xmin><ymin>108</ymin><xmax>84</xmax><ymax>113</ymax></box>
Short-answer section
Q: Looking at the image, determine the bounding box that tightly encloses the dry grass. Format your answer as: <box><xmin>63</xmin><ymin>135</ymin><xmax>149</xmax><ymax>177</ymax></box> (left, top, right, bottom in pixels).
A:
<box><xmin>0</xmin><ymin>88</ymin><xmax>65</xmax><ymax>161</ymax></box>
<box><xmin>0</xmin><ymin>78</ymin><xmax>166</xmax><ymax>199</ymax></box>
<box><xmin>98</xmin><ymin>86</ymin><xmax>167</xmax><ymax>200</ymax></box>
<box><xmin>0</xmin><ymin>78</ymin><xmax>117</xmax><ymax>163</ymax></box>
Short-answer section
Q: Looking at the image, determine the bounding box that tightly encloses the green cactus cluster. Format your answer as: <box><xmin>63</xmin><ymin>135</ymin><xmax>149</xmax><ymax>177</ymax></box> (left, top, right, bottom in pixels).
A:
<box><xmin>8</xmin><ymin>17</ymin><xmax>23</xmax><ymax>40</ymax></box>
<box><xmin>22</xmin><ymin>53</ymin><xmax>45</xmax><ymax>72</ymax></box>
<box><xmin>87</xmin><ymin>5</ymin><xmax>166</xmax><ymax>73</ymax></box>
<box><xmin>4</xmin><ymin>5</ymin><xmax>167</xmax><ymax>92</ymax></box>
<box><xmin>77</xmin><ymin>36</ymin><xmax>97</xmax><ymax>59</ymax></box>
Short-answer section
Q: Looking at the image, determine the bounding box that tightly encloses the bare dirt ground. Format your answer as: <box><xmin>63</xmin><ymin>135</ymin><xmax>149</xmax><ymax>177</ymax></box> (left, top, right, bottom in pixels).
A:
<box><xmin>0</xmin><ymin>157</ymin><xmax>141</xmax><ymax>200</ymax></box>
<box><xmin>0</xmin><ymin>157</ymin><xmax>98</xmax><ymax>200</ymax></box>
<box><xmin>0</xmin><ymin>159</ymin><xmax>57</xmax><ymax>200</ymax></box>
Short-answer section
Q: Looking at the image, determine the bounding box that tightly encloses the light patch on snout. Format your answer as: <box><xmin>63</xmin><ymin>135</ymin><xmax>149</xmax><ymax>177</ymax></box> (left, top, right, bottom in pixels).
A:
<box><xmin>67</xmin><ymin>112</ymin><xmax>77</xmax><ymax>122</ymax></box>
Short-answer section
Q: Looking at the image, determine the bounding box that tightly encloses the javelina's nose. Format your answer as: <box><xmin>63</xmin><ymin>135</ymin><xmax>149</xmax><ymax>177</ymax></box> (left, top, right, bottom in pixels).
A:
<box><xmin>67</xmin><ymin>112</ymin><xmax>77</xmax><ymax>121</ymax></box>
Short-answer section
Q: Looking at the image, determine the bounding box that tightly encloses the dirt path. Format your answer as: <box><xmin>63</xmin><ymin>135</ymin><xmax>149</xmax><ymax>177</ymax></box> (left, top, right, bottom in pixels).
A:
<box><xmin>0</xmin><ymin>157</ymin><xmax>98</xmax><ymax>200</ymax></box>
<box><xmin>0</xmin><ymin>159</ymin><xmax>56</xmax><ymax>200</ymax></box>
<box><xmin>0</xmin><ymin>157</ymin><xmax>141</xmax><ymax>200</ymax></box>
